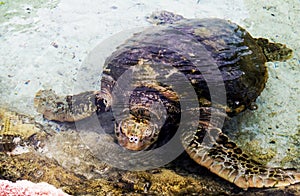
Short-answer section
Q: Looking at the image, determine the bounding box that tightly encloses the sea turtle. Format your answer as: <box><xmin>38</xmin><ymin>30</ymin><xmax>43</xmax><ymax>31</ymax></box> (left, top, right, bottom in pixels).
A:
<box><xmin>34</xmin><ymin>11</ymin><xmax>299</xmax><ymax>189</ymax></box>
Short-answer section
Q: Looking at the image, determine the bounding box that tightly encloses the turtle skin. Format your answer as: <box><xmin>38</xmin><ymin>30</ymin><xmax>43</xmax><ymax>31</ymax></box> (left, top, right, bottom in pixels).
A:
<box><xmin>34</xmin><ymin>12</ymin><xmax>299</xmax><ymax>189</ymax></box>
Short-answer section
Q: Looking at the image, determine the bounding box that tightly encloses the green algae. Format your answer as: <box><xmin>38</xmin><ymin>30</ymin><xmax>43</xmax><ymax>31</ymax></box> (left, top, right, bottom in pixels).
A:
<box><xmin>242</xmin><ymin>140</ymin><xmax>277</xmax><ymax>165</ymax></box>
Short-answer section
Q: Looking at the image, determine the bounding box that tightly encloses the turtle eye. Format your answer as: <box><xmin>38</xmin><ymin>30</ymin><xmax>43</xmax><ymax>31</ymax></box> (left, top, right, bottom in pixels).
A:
<box><xmin>129</xmin><ymin>136</ymin><xmax>133</xmax><ymax>142</ymax></box>
<box><xmin>134</xmin><ymin>137</ymin><xmax>139</xmax><ymax>143</ymax></box>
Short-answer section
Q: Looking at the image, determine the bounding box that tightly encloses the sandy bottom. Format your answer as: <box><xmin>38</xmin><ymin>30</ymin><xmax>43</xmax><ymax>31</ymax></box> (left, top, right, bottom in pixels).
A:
<box><xmin>0</xmin><ymin>0</ymin><xmax>299</xmax><ymax>176</ymax></box>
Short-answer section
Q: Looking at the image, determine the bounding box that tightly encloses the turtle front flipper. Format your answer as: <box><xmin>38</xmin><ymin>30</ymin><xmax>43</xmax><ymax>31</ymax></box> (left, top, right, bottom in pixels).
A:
<box><xmin>182</xmin><ymin>108</ymin><xmax>300</xmax><ymax>190</ymax></box>
<box><xmin>34</xmin><ymin>90</ymin><xmax>110</xmax><ymax>122</ymax></box>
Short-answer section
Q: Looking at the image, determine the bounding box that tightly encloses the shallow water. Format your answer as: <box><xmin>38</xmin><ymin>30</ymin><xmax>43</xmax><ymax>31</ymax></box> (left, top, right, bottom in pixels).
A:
<box><xmin>0</xmin><ymin>0</ymin><xmax>299</xmax><ymax>194</ymax></box>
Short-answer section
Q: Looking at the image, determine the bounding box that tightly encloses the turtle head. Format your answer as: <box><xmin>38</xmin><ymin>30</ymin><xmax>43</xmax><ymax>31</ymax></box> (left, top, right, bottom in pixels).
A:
<box><xmin>115</xmin><ymin>115</ymin><xmax>159</xmax><ymax>151</ymax></box>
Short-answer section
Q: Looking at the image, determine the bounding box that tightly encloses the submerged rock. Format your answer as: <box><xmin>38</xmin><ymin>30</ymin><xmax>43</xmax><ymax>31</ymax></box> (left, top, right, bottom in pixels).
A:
<box><xmin>0</xmin><ymin>108</ymin><xmax>299</xmax><ymax>195</ymax></box>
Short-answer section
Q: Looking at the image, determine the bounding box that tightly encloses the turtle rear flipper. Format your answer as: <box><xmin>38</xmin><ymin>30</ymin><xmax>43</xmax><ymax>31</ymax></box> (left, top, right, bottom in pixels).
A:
<box><xmin>255</xmin><ymin>38</ymin><xmax>293</xmax><ymax>62</ymax></box>
<box><xmin>34</xmin><ymin>90</ymin><xmax>109</xmax><ymax>122</ymax></box>
<box><xmin>182</xmin><ymin>108</ymin><xmax>300</xmax><ymax>189</ymax></box>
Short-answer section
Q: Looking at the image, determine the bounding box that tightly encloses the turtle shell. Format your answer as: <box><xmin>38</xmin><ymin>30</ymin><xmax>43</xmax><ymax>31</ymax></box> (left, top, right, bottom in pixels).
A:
<box><xmin>102</xmin><ymin>18</ymin><xmax>268</xmax><ymax>116</ymax></box>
